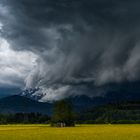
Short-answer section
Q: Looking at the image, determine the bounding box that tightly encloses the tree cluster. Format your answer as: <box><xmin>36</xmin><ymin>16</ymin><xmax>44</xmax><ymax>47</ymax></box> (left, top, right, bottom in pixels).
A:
<box><xmin>0</xmin><ymin>113</ymin><xmax>50</xmax><ymax>124</ymax></box>
<box><xmin>51</xmin><ymin>100</ymin><xmax>75</xmax><ymax>127</ymax></box>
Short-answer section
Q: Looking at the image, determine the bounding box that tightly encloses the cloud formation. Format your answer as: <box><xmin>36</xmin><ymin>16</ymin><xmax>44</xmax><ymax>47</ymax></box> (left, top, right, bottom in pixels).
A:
<box><xmin>0</xmin><ymin>38</ymin><xmax>37</xmax><ymax>88</ymax></box>
<box><xmin>0</xmin><ymin>0</ymin><xmax>140</xmax><ymax>101</ymax></box>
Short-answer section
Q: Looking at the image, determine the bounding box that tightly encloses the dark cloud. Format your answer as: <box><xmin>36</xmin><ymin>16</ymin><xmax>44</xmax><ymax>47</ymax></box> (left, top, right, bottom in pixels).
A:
<box><xmin>1</xmin><ymin>0</ymin><xmax>140</xmax><ymax>100</ymax></box>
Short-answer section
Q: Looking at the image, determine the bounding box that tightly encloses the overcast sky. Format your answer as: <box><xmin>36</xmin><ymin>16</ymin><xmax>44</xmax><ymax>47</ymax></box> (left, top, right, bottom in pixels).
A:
<box><xmin>0</xmin><ymin>0</ymin><xmax>140</xmax><ymax>101</ymax></box>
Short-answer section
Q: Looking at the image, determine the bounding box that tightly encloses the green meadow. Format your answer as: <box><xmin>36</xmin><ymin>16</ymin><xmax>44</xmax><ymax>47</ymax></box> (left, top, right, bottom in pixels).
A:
<box><xmin>0</xmin><ymin>124</ymin><xmax>139</xmax><ymax>140</ymax></box>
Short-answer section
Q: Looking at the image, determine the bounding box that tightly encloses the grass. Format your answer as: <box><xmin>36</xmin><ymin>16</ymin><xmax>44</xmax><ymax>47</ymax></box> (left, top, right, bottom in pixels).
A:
<box><xmin>0</xmin><ymin>124</ymin><xmax>139</xmax><ymax>140</ymax></box>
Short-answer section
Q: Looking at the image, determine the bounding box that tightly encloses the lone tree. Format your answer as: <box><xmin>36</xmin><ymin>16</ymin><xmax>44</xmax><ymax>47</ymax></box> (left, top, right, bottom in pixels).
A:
<box><xmin>51</xmin><ymin>100</ymin><xmax>75</xmax><ymax>127</ymax></box>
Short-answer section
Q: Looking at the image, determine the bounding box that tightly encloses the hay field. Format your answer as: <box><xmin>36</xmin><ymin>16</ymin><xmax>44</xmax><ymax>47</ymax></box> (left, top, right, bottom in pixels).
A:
<box><xmin>0</xmin><ymin>124</ymin><xmax>139</xmax><ymax>140</ymax></box>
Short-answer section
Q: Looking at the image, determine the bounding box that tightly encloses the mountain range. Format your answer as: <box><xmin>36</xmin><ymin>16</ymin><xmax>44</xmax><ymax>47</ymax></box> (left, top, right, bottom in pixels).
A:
<box><xmin>0</xmin><ymin>81</ymin><xmax>140</xmax><ymax>115</ymax></box>
<box><xmin>0</xmin><ymin>91</ymin><xmax>140</xmax><ymax>115</ymax></box>
<box><xmin>0</xmin><ymin>95</ymin><xmax>52</xmax><ymax>115</ymax></box>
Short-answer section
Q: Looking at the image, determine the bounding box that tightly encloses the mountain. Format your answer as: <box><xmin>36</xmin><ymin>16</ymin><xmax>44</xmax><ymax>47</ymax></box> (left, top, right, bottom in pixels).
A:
<box><xmin>77</xmin><ymin>100</ymin><xmax>140</xmax><ymax>124</ymax></box>
<box><xmin>20</xmin><ymin>88</ymin><xmax>45</xmax><ymax>101</ymax></box>
<box><xmin>1</xmin><ymin>83</ymin><xmax>140</xmax><ymax>116</ymax></box>
<box><xmin>0</xmin><ymin>95</ymin><xmax>52</xmax><ymax>115</ymax></box>
<box><xmin>0</xmin><ymin>94</ymin><xmax>117</xmax><ymax>115</ymax></box>
<box><xmin>19</xmin><ymin>87</ymin><xmax>140</xmax><ymax>115</ymax></box>
<box><xmin>20</xmin><ymin>82</ymin><xmax>140</xmax><ymax>105</ymax></box>
<box><xmin>0</xmin><ymin>95</ymin><xmax>103</xmax><ymax>115</ymax></box>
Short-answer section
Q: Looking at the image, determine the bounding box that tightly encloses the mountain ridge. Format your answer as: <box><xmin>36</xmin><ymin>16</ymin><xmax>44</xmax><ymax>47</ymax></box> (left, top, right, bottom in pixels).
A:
<box><xmin>0</xmin><ymin>95</ymin><xmax>52</xmax><ymax>114</ymax></box>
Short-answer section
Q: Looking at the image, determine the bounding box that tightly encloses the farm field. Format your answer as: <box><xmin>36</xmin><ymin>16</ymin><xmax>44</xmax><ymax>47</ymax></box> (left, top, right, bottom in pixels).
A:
<box><xmin>0</xmin><ymin>124</ymin><xmax>139</xmax><ymax>140</ymax></box>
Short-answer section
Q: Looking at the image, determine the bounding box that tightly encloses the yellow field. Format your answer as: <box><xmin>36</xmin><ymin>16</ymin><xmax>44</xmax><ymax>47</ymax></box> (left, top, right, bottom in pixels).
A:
<box><xmin>0</xmin><ymin>124</ymin><xmax>139</xmax><ymax>140</ymax></box>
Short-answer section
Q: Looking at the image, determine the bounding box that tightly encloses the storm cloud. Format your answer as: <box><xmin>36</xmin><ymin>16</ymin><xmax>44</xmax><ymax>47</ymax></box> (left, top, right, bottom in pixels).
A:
<box><xmin>0</xmin><ymin>0</ymin><xmax>140</xmax><ymax>101</ymax></box>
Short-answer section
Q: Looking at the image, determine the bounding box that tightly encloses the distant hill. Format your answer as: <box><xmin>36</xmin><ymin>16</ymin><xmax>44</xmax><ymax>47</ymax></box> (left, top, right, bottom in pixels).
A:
<box><xmin>77</xmin><ymin>100</ymin><xmax>140</xmax><ymax>124</ymax></box>
<box><xmin>0</xmin><ymin>95</ymin><xmax>52</xmax><ymax>115</ymax></box>
<box><xmin>0</xmin><ymin>94</ymin><xmax>120</xmax><ymax>115</ymax></box>
<box><xmin>0</xmin><ymin>95</ymin><xmax>103</xmax><ymax>115</ymax></box>
<box><xmin>20</xmin><ymin>82</ymin><xmax>140</xmax><ymax>108</ymax></box>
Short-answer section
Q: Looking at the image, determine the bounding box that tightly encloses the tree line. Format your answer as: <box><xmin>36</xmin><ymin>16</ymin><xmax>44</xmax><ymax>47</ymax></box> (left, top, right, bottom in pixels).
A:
<box><xmin>0</xmin><ymin>113</ymin><xmax>50</xmax><ymax>124</ymax></box>
<box><xmin>0</xmin><ymin>100</ymin><xmax>140</xmax><ymax>125</ymax></box>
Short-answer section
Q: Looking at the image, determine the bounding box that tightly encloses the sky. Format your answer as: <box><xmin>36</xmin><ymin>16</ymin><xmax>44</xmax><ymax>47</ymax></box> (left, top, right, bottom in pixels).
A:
<box><xmin>0</xmin><ymin>0</ymin><xmax>140</xmax><ymax>101</ymax></box>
